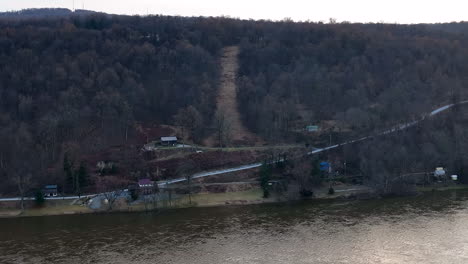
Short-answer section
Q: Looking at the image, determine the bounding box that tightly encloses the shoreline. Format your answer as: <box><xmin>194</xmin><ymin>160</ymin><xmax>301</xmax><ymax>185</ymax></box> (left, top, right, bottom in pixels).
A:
<box><xmin>1</xmin><ymin>184</ymin><xmax>467</xmax><ymax>219</ymax></box>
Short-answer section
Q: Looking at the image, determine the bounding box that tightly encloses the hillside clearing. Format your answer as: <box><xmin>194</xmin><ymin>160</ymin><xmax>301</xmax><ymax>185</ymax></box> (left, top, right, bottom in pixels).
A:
<box><xmin>205</xmin><ymin>46</ymin><xmax>262</xmax><ymax>146</ymax></box>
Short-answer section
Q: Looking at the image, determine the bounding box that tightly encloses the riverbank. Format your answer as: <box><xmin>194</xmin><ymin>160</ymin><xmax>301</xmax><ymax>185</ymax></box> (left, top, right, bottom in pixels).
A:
<box><xmin>0</xmin><ymin>199</ymin><xmax>92</xmax><ymax>218</ymax></box>
<box><xmin>2</xmin><ymin>184</ymin><xmax>466</xmax><ymax>218</ymax></box>
<box><xmin>0</xmin><ymin>190</ymin><xmax>264</xmax><ymax>218</ymax></box>
<box><xmin>417</xmin><ymin>184</ymin><xmax>468</xmax><ymax>192</ymax></box>
<box><xmin>0</xmin><ymin>185</ymin><xmax>373</xmax><ymax>218</ymax></box>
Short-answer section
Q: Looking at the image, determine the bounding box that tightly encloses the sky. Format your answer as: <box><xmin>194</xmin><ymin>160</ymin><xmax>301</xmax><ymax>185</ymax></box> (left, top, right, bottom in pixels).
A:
<box><xmin>1</xmin><ymin>0</ymin><xmax>467</xmax><ymax>24</ymax></box>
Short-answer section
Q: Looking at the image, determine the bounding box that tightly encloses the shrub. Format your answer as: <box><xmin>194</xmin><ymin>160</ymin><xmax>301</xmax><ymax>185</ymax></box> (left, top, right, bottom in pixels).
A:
<box><xmin>35</xmin><ymin>190</ymin><xmax>45</xmax><ymax>206</ymax></box>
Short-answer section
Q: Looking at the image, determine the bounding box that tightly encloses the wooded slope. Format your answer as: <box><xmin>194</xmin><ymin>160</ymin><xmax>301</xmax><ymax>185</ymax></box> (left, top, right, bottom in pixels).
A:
<box><xmin>2</xmin><ymin>13</ymin><xmax>468</xmax><ymax>194</ymax></box>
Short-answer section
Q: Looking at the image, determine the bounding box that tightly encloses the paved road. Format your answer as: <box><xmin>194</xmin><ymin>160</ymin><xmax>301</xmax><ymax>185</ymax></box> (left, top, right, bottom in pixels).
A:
<box><xmin>158</xmin><ymin>100</ymin><xmax>468</xmax><ymax>187</ymax></box>
<box><xmin>157</xmin><ymin>163</ymin><xmax>263</xmax><ymax>187</ymax></box>
<box><xmin>0</xmin><ymin>194</ymin><xmax>95</xmax><ymax>202</ymax></box>
<box><xmin>3</xmin><ymin>101</ymin><xmax>467</xmax><ymax>200</ymax></box>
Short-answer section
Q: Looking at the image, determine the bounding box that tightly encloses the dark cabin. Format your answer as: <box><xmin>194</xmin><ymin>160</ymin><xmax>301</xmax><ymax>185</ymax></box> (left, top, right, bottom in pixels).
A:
<box><xmin>160</xmin><ymin>136</ymin><xmax>178</xmax><ymax>146</ymax></box>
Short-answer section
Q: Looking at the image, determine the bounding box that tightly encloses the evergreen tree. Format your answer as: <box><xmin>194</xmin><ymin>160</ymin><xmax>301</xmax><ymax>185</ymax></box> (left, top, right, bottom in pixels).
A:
<box><xmin>76</xmin><ymin>162</ymin><xmax>88</xmax><ymax>190</ymax></box>
<box><xmin>35</xmin><ymin>190</ymin><xmax>45</xmax><ymax>206</ymax></box>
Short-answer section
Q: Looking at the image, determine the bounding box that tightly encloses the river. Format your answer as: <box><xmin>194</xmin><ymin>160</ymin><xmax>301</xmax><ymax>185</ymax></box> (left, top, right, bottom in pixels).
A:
<box><xmin>2</xmin><ymin>189</ymin><xmax>468</xmax><ymax>264</ymax></box>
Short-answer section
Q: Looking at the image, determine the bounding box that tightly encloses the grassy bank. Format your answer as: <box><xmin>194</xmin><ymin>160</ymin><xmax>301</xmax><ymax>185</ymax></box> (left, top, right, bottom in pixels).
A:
<box><xmin>21</xmin><ymin>204</ymin><xmax>92</xmax><ymax>217</ymax></box>
<box><xmin>0</xmin><ymin>185</ymin><xmax>375</xmax><ymax>218</ymax></box>
<box><xmin>0</xmin><ymin>189</ymin><xmax>270</xmax><ymax>218</ymax></box>
<box><xmin>0</xmin><ymin>209</ymin><xmax>22</xmax><ymax>217</ymax></box>
<box><xmin>179</xmin><ymin>188</ymin><xmax>272</xmax><ymax>206</ymax></box>
<box><xmin>124</xmin><ymin>188</ymin><xmax>273</xmax><ymax>212</ymax></box>
<box><xmin>417</xmin><ymin>184</ymin><xmax>468</xmax><ymax>192</ymax></box>
<box><xmin>0</xmin><ymin>200</ymin><xmax>91</xmax><ymax>218</ymax></box>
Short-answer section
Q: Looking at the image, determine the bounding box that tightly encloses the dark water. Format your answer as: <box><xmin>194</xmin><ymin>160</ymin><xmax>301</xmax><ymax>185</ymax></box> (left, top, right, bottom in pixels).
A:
<box><xmin>2</xmin><ymin>190</ymin><xmax>468</xmax><ymax>264</ymax></box>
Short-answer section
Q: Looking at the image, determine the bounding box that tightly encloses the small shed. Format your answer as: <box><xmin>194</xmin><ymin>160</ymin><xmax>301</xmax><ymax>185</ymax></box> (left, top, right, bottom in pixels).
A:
<box><xmin>306</xmin><ymin>125</ymin><xmax>319</xmax><ymax>132</ymax></box>
<box><xmin>42</xmin><ymin>185</ymin><xmax>58</xmax><ymax>197</ymax></box>
<box><xmin>161</xmin><ymin>136</ymin><xmax>178</xmax><ymax>146</ymax></box>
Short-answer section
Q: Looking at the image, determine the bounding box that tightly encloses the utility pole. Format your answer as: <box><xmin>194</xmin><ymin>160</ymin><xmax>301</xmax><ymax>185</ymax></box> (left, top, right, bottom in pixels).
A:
<box><xmin>344</xmin><ymin>161</ymin><xmax>347</xmax><ymax>178</ymax></box>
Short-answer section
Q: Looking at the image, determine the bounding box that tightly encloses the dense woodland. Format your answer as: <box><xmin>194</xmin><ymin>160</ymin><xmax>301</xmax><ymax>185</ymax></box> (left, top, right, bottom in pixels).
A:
<box><xmin>0</xmin><ymin>13</ymin><xmax>234</xmax><ymax>194</ymax></box>
<box><xmin>2</xmin><ymin>9</ymin><xmax>468</xmax><ymax>196</ymax></box>
<box><xmin>237</xmin><ymin>22</ymin><xmax>468</xmax><ymax>139</ymax></box>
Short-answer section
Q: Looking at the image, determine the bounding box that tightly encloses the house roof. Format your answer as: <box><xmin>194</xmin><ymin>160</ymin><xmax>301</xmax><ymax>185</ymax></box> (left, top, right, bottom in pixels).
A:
<box><xmin>138</xmin><ymin>179</ymin><xmax>153</xmax><ymax>185</ymax></box>
<box><xmin>161</xmin><ymin>136</ymin><xmax>178</xmax><ymax>142</ymax></box>
<box><xmin>44</xmin><ymin>185</ymin><xmax>58</xmax><ymax>189</ymax></box>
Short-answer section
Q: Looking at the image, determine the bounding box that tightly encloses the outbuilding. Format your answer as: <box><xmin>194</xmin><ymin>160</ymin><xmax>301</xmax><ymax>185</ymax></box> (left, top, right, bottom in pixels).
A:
<box><xmin>161</xmin><ymin>136</ymin><xmax>178</xmax><ymax>146</ymax></box>
<box><xmin>42</xmin><ymin>185</ymin><xmax>58</xmax><ymax>197</ymax></box>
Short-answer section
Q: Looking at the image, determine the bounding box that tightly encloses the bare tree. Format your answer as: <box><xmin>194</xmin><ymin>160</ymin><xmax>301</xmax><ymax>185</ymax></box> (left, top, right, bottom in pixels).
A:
<box><xmin>3</xmin><ymin>124</ymin><xmax>38</xmax><ymax>212</ymax></box>
<box><xmin>167</xmin><ymin>188</ymin><xmax>173</xmax><ymax>207</ymax></box>
<box><xmin>139</xmin><ymin>182</ymin><xmax>161</xmax><ymax>211</ymax></box>
<box><xmin>13</xmin><ymin>173</ymin><xmax>32</xmax><ymax>212</ymax></box>
<box><xmin>121</xmin><ymin>102</ymin><xmax>133</xmax><ymax>142</ymax></box>
<box><xmin>174</xmin><ymin>106</ymin><xmax>203</xmax><ymax>142</ymax></box>
<box><xmin>103</xmin><ymin>190</ymin><xmax>123</xmax><ymax>211</ymax></box>
<box><xmin>97</xmin><ymin>176</ymin><xmax>126</xmax><ymax>211</ymax></box>
<box><xmin>142</xmin><ymin>192</ymin><xmax>151</xmax><ymax>212</ymax></box>
<box><xmin>150</xmin><ymin>183</ymin><xmax>160</xmax><ymax>210</ymax></box>
<box><xmin>286</xmin><ymin>157</ymin><xmax>322</xmax><ymax>198</ymax></box>
<box><xmin>214</xmin><ymin>110</ymin><xmax>232</xmax><ymax>148</ymax></box>
<box><xmin>177</xmin><ymin>159</ymin><xmax>197</xmax><ymax>204</ymax></box>
<box><xmin>186</xmin><ymin>173</ymin><xmax>193</xmax><ymax>204</ymax></box>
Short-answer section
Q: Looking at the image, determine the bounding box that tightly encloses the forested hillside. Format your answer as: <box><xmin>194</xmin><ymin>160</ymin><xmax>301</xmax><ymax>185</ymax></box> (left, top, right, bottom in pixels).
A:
<box><xmin>0</xmin><ymin>14</ymin><xmax>237</xmax><ymax>194</ymax></box>
<box><xmin>2</xmin><ymin>11</ymin><xmax>468</xmax><ymax>196</ymax></box>
<box><xmin>237</xmin><ymin>22</ymin><xmax>468</xmax><ymax>140</ymax></box>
